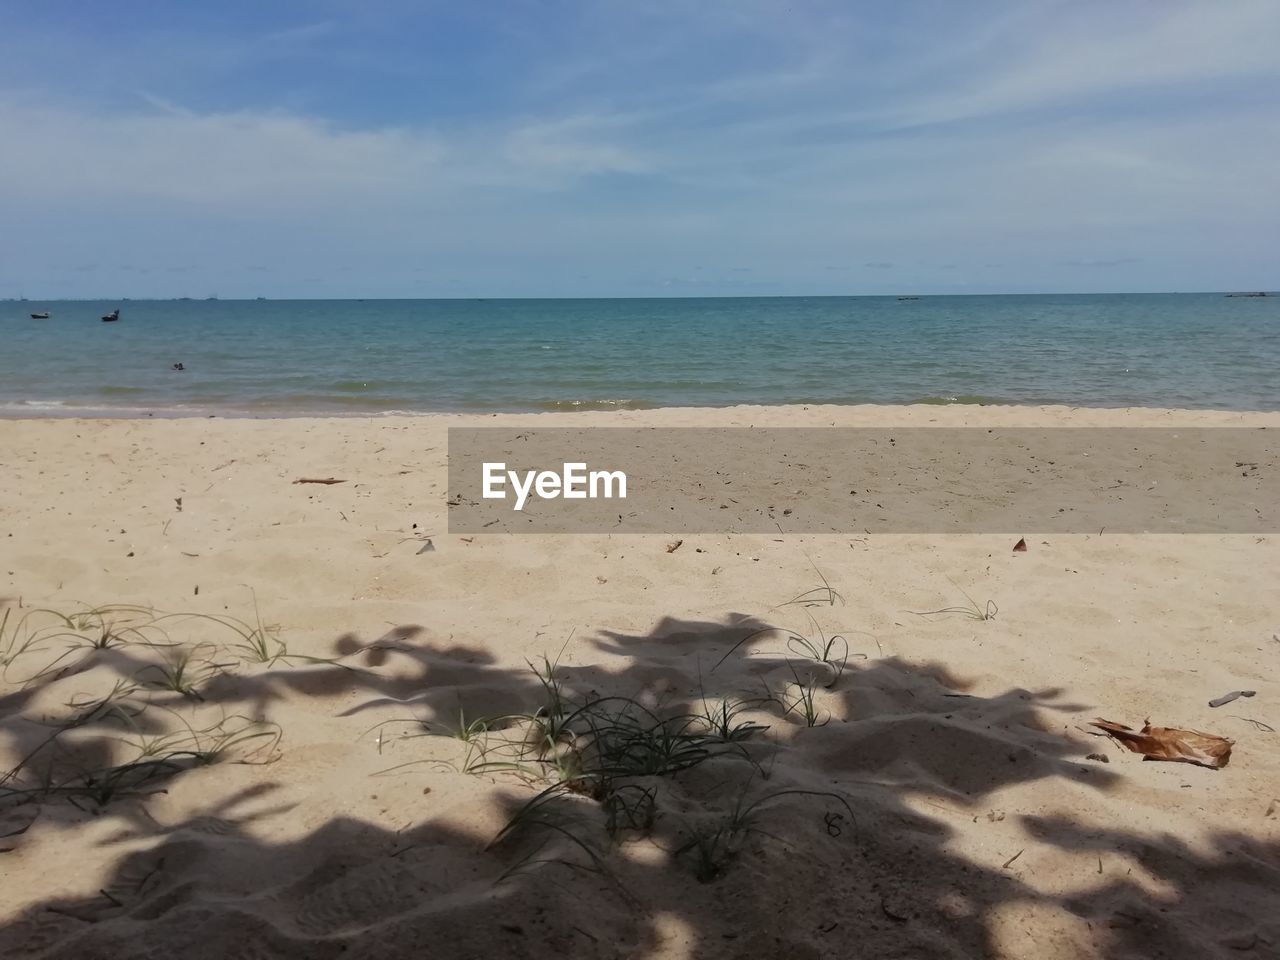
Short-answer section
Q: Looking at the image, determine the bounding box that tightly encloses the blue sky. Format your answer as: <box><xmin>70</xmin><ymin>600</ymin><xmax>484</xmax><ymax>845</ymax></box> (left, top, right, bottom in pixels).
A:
<box><xmin>1</xmin><ymin>0</ymin><xmax>1276</xmax><ymax>298</ymax></box>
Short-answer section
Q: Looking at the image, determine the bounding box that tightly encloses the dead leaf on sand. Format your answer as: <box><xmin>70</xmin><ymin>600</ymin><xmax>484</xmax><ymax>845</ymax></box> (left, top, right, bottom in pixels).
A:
<box><xmin>1012</xmin><ymin>537</ymin><xmax>1027</xmax><ymax>552</ymax></box>
<box><xmin>1090</xmin><ymin>718</ymin><xmax>1233</xmax><ymax>769</ymax></box>
<box><xmin>665</xmin><ymin>540</ymin><xmax>683</xmax><ymax>553</ymax></box>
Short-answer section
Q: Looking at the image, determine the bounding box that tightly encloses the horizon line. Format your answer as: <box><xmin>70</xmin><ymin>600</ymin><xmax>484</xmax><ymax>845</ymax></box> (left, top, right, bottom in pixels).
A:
<box><xmin>4</xmin><ymin>290</ymin><xmax>1274</xmax><ymax>303</ymax></box>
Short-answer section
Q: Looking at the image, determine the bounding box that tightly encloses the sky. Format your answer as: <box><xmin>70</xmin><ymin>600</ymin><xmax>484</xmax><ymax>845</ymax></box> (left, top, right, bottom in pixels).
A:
<box><xmin>0</xmin><ymin>0</ymin><xmax>1277</xmax><ymax>299</ymax></box>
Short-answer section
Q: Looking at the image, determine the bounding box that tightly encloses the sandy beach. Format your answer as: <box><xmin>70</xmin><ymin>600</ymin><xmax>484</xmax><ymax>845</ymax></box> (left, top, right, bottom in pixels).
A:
<box><xmin>2</xmin><ymin>404</ymin><xmax>1278</xmax><ymax>959</ymax></box>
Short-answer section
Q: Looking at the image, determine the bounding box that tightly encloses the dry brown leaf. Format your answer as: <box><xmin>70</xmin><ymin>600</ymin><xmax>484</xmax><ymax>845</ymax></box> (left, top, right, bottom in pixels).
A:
<box><xmin>665</xmin><ymin>540</ymin><xmax>684</xmax><ymax>553</ymax></box>
<box><xmin>1090</xmin><ymin>718</ymin><xmax>1233</xmax><ymax>769</ymax></box>
<box><xmin>1012</xmin><ymin>537</ymin><xmax>1028</xmax><ymax>552</ymax></box>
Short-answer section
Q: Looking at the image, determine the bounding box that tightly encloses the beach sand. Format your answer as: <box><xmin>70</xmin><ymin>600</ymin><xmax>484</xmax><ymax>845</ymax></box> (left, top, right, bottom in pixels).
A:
<box><xmin>2</xmin><ymin>404</ymin><xmax>1278</xmax><ymax>959</ymax></box>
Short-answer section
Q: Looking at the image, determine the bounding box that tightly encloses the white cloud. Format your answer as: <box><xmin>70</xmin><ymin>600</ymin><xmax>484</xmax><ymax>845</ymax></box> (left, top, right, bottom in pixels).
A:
<box><xmin>1</xmin><ymin>96</ymin><xmax>444</xmax><ymax>209</ymax></box>
<box><xmin>500</xmin><ymin>115</ymin><xmax>653</xmax><ymax>180</ymax></box>
<box><xmin>0</xmin><ymin>95</ymin><xmax>657</xmax><ymax>213</ymax></box>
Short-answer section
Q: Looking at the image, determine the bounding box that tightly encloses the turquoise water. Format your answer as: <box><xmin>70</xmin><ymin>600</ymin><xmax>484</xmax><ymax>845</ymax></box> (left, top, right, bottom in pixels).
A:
<box><xmin>1</xmin><ymin>294</ymin><xmax>1276</xmax><ymax>415</ymax></box>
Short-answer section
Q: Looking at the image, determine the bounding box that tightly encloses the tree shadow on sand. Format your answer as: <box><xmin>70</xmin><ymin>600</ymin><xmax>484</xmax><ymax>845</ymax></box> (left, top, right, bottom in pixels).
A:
<box><xmin>1</xmin><ymin>611</ymin><xmax>1276</xmax><ymax>959</ymax></box>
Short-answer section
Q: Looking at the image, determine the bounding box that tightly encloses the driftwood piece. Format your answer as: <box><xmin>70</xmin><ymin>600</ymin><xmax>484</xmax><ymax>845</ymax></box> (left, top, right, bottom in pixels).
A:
<box><xmin>293</xmin><ymin>478</ymin><xmax>346</xmax><ymax>485</ymax></box>
<box><xmin>1090</xmin><ymin>718</ymin><xmax>1233</xmax><ymax>769</ymax></box>
<box><xmin>1208</xmin><ymin>690</ymin><xmax>1256</xmax><ymax>708</ymax></box>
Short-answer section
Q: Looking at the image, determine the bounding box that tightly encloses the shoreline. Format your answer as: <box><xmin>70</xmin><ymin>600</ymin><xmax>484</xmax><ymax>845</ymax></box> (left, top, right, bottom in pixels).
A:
<box><xmin>4</xmin><ymin>399</ymin><xmax>1280</xmax><ymax>423</ymax></box>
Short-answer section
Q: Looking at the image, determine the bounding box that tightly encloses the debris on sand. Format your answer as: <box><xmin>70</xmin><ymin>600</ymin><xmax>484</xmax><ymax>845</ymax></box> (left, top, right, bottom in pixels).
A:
<box><xmin>1012</xmin><ymin>537</ymin><xmax>1027</xmax><ymax>552</ymax></box>
<box><xmin>293</xmin><ymin>477</ymin><xmax>346</xmax><ymax>485</ymax></box>
<box><xmin>1090</xmin><ymin>718</ymin><xmax>1233</xmax><ymax>769</ymax></box>
<box><xmin>665</xmin><ymin>539</ymin><xmax>684</xmax><ymax>553</ymax></box>
<box><xmin>1208</xmin><ymin>690</ymin><xmax>1256</xmax><ymax>708</ymax></box>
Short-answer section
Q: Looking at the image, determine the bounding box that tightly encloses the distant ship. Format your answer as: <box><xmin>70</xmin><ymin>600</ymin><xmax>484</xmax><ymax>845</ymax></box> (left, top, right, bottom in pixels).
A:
<box><xmin>30</xmin><ymin>311</ymin><xmax>50</xmax><ymax>319</ymax></box>
<box><xmin>1224</xmin><ymin>291</ymin><xmax>1269</xmax><ymax>298</ymax></box>
<box><xmin>101</xmin><ymin>309</ymin><xmax>120</xmax><ymax>322</ymax></box>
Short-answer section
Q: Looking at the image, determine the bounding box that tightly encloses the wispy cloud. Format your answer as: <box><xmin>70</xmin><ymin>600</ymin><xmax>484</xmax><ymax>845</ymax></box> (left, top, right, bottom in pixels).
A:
<box><xmin>889</xmin><ymin>2</ymin><xmax>1280</xmax><ymax>127</ymax></box>
<box><xmin>0</xmin><ymin>96</ymin><xmax>451</xmax><ymax>209</ymax></box>
<box><xmin>501</xmin><ymin>115</ymin><xmax>652</xmax><ymax>180</ymax></box>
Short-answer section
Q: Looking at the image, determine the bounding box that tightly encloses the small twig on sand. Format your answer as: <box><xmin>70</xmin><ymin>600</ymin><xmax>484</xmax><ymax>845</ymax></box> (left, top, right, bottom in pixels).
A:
<box><xmin>98</xmin><ymin>889</ymin><xmax>124</xmax><ymax>908</ymax></box>
<box><xmin>1231</xmin><ymin>716</ymin><xmax>1275</xmax><ymax>732</ymax></box>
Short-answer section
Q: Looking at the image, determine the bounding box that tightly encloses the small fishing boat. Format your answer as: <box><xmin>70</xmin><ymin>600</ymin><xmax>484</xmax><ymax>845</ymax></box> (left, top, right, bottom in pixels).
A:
<box><xmin>101</xmin><ymin>309</ymin><xmax>120</xmax><ymax>322</ymax></box>
<box><xmin>30</xmin><ymin>312</ymin><xmax>50</xmax><ymax>319</ymax></box>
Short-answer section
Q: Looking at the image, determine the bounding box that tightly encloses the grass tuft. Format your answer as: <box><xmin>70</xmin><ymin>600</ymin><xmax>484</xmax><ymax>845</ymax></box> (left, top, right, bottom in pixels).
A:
<box><xmin>779</xmin><ymin>664</ymin><xmax>830</xmax><ymax>727</ymax></box>
<box><xmin>0</xmin><ymin>601</ymin><xmax>288</xmax><ymax>813</ymax></box>
<box><xmin>779</xmin><ymin>560</ymin><xmax>845</xmax><ymax>609</ymax></box>
<box><xmin>136</xmin><ymin>643</ymin><xmax>228</xmax><ymax>700</ymax></box>
<box><xmin>910</xmin><ymin>582</ymin><xmax>998</xmax><ymax>622</ymax></box>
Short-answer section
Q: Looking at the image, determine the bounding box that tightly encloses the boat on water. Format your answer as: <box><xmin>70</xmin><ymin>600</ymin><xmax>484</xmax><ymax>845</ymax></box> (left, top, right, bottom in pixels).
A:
<box><xmin>101</xmin><ymin>309</ymin><xmax>120</xmax><ymax>322</ymax></box>
<box><xmin>30</xmin><ymin>312</ymin><xmax>50</xmax><ymax>319</ymax></box>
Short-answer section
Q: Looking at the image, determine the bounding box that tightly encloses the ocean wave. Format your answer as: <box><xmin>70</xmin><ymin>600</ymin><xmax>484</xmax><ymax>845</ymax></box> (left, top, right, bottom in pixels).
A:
<box><xmin>240</xmin><ymin>393</ymin><xmax>410</xmax><ymax>410</ymax></box>
<box><xmin>0</xmin><ymin>399</ymin><xmax>169</xmax><ymax>418</ymax></box>
<box><xmin>328</xmin><ymin>380</ymin><xmax>405</xmax><ymax>393</ymax></box>
<box><xmin>531</xmin><ymin>398</ymin><xmax>659</xmax><ymax>411</ymax></box>
<box><xmin>908</xmin><ymin>394</ymin><xmax>1009</xmax><ymax>406</ymax></box>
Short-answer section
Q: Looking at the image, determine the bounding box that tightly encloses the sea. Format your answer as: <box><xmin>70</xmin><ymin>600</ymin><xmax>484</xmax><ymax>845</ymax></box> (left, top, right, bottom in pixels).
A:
<box><xmin>1</xmin><ymin>294</ymin><xmax>1276</xmax><ymax>416</ymax></box>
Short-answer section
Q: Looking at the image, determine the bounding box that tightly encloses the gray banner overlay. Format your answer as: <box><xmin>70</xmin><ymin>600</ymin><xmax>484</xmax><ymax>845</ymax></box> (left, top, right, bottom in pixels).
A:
<box><xmin>447</xmin><ymin>427</ymin><xmax>1275</xmax><ymax>534</ymax></box>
